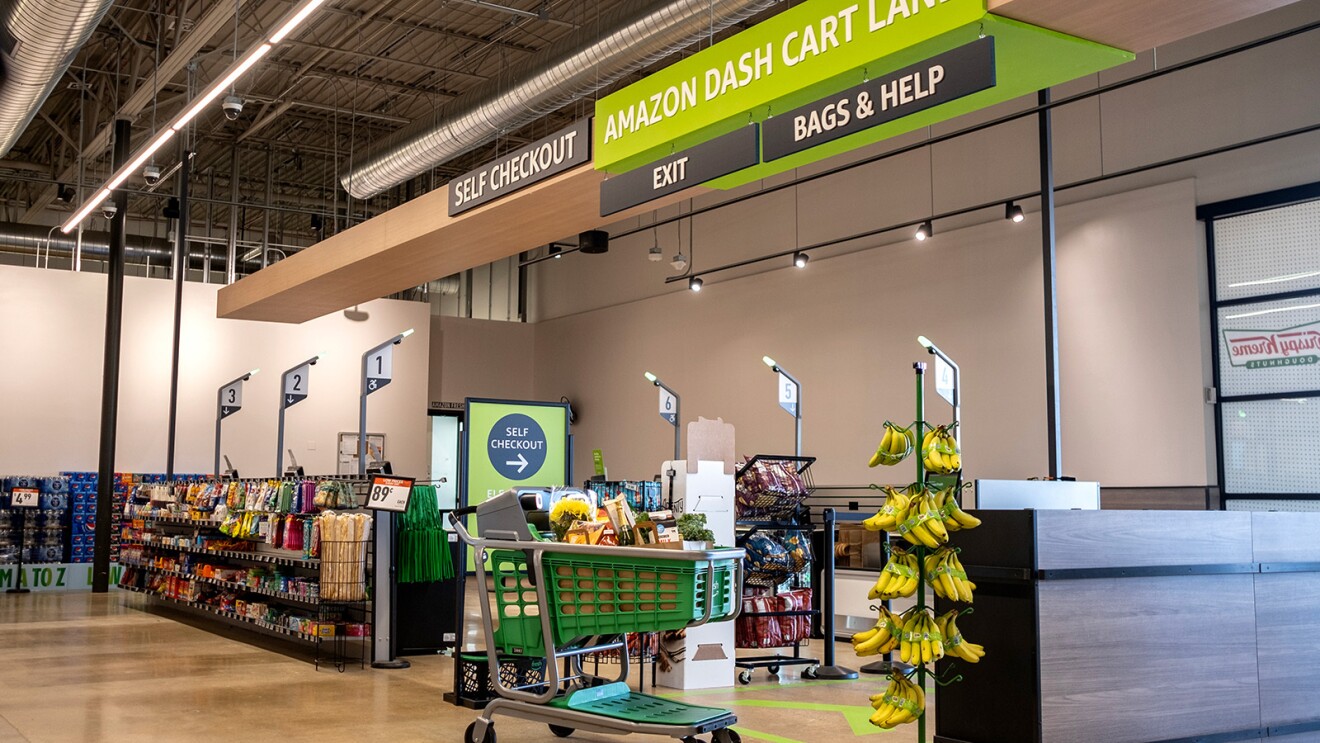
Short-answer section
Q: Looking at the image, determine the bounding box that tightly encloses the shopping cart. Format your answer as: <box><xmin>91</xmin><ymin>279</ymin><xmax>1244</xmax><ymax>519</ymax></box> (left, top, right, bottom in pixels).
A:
<box><xmin>451</xmin><ymin>490</ymin><xmax>746</xmax><ymax>743</ymax></box>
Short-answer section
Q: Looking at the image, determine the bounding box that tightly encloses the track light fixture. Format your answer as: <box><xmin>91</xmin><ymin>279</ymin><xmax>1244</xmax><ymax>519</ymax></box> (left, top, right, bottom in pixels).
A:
<box><xmin>915</xmin><ymin>220</ymin><xmax>933</xmax><ymax>242</ymax></box>
<box><xmin>793</xmin><ymin>251</ymin><xmax>809</xmax><ymax>268</ymax></box>
<box><xmin>1006</xmin><ymin>202</ymin><xmax>1025</xmax><ymax>223</ymax></box>
<box><xmin>689</xmin><ymin>276</ymin><xmax>703</xmax><ymax>292</ymax></box>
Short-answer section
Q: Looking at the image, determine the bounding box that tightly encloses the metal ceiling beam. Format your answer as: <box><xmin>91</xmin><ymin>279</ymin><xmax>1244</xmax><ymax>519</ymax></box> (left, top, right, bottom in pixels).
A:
<box><xmin>283</xmin><ymin>40</ymin><xmax>489</xmax><ymax>80</ymax></box>
<box><xmin>450</xmin><ymin>0</ymin><xmax>577</xmax><ymax>29</ymax></box>
<box><xmin>20</xmin><ymin>0</ymin><xmax>248</xmax><ymax>223</ymax></box>
<box><xmin>317</xmin><ymin>6</ymin><xmax>540</xmax><ymax>54</ymax></box>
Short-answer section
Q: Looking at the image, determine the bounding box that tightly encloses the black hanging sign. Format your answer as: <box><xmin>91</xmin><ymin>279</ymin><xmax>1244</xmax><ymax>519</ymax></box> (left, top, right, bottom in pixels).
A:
<box><xmin>600</xmin><ymin>124</ymin><xmax>760</xmax><ymax>217</ymax></box>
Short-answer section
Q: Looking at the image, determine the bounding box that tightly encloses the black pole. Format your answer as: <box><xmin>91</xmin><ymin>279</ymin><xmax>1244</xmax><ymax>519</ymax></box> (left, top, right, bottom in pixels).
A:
<box><xmin>812</xmin><ymin>507</ymin><xmax>858</xmax><ymax>680</ymax></box>
<box><xmin>165</xmin><ymin>148</ymin><xmax>191</xmax><ymax>480</ymax></box>
<box><xmin>92</xmin><ymin>118</ymin><xmax>132</xmax><ymax>593</ymax></box>
<box><xmin>1038</xmin><ymin>89</ymin><xmax>1062</xmax><ymax>478</ymax></box>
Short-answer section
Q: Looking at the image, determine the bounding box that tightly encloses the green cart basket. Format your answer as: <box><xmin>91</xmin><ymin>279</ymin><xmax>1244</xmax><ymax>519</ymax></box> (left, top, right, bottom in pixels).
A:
<box><xmin>451</xmin><ymin>492</ymin><xmax>745</xmax><ymax>743</ymax></box>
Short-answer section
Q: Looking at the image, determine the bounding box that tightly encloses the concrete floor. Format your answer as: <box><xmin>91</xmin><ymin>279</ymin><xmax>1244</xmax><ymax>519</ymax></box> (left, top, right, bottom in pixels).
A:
<box><xmin>0</xmin><ymin>592</ymin><xmax>921</xmax><ymax>743</ymax></box>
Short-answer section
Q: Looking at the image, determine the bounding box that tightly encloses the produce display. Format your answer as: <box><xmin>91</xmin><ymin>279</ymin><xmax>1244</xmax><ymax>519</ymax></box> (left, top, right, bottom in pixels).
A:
<box><xmin>867</xmin><ymin>423</ymin><xmax>915</xmax><ymax>467</ymax></box>
<box><xmin>853</xmin><ymin>375</ymin><xmax>984</xmax><ymax>734</ymax></box>
<box><xmin>868</xmin><ymin>672</ymin><xmax>926</xmax><ymax>729</ymax></box>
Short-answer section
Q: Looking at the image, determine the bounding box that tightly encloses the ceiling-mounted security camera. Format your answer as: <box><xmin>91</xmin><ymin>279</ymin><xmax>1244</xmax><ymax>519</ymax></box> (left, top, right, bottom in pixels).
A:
<box><xmin>670</xmin><ymin>252</ymin><xmax>688</xmax><ymax>272</ymax></box>
<box><xmin>648</xmin><ymin>246</ymin><xmax>663</xmax><ymax>262</ymax></box>
<box><xmin>222</xmin><ymin>95</ymin><xmax>244</xmax><ymax>121</ymax></box>
<box><xmin>101</xmin><ymin>201</ymin><xmax>118</xmax><ymax>220</ymax></box>
<box><xmin>142</xmin><ymin>164</ymin><xmax>161</xmax><ymax>186</ymax></box>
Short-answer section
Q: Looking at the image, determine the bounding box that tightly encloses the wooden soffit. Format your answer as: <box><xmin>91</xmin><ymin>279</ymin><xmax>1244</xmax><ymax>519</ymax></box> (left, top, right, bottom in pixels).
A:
<box><xmin>216</xmin><ymin>164</ymin><xmax>709</xmax><ymax>323</ymax></box>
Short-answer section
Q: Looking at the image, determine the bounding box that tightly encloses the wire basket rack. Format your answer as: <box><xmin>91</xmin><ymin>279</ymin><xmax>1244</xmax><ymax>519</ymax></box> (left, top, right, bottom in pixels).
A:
<box><xmin>734</xmin><ymin>455</ymin><xmax>816</xmax><ymax>522</ymax></box>
<box><xmin>319</xmin><ymin>539</ymin><xmax>370</xmax><ymax>603</ymax></box>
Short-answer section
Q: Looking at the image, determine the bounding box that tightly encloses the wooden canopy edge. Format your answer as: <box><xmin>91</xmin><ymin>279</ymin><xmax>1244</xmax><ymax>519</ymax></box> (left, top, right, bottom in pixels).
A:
<box><xmin>216</xmin><ymin>162</ymin><xmax>711</xmax><ymax>324</ymax></box>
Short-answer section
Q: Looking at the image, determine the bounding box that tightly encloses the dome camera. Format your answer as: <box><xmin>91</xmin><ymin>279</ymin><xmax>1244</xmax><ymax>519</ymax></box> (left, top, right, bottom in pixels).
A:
<box><xmin>222</xmin><ymin>95</ymin><xmax>244</xmax><ymax>121</ymax></box>
<box><xmin>101</xmin><ymin>201</ymin><xmax>118</xmax><ymax>220</ymax></box>
<box><xmin>142</xmin><ymin>164</ymin><xmax>161</xmax><ymax>186</ymax></box>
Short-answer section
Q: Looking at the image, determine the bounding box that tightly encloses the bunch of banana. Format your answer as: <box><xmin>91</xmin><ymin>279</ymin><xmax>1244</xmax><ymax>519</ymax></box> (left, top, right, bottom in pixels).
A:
<box><xmin>868</xmin><ymin>422</ymin><xmax>915</xmax><ymax>467</ymax></box>
<box><xmin>852</xmin><ymin>605</ymin><xmax>903</xmax><ymax>657</ymax></box>
<box><xmin>936</xmin><ymin>610</ymin><xmax>986</xmax><ymax>663</ymax></box>
<box><xmin>868</xmin><ymin>672</ymin><xmax>925</xmax><ymax>729</ymax></box>
<box><xmin>921</xmin><ymin>425</ymin><xmax>962</xmax><ymax>474</ymax></box>
<box><xmin>868</xmin><ymin>546</ymin><xmax>919</xmax><ymax>599</ymax></box>
<box><xmin>862</xmin><ymin>486</ymin><xmax>912</xmax><ymax>532</ymax></box>
<box><xmin>895</xmin><ymin>487</ymin><xmax>949</xmax><ymax>549</ymax></box>
<box><xmin>934</xmin><ymin>485</ymin><xmax>982</xmax><ymax>531</ymax></box>
<box><xmin>898</xmin><ymin>608</ymin><xmax>945</xmax><ymax>665</ymax></box>
<box><xmin>924</xmin><ymin>547</ymin><xmax>976</xmax><ymax>603</ymax></box>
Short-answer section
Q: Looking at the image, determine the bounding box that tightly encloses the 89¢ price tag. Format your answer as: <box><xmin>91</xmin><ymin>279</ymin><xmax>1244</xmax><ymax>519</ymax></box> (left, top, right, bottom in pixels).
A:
<box><xmin>10</xmin><ymin>488</ymin><xmax>39</xmax><ymax>508</ymax></box>
<box><xmin>367</xmin><ymin>476</ymin><xmax>415</xmax><ymax>513</ymax></box>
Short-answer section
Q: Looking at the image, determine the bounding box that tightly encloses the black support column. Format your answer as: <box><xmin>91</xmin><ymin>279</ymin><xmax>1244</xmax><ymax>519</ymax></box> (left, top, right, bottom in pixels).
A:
<box><xmin>92</xmin><ymin>118</ymin><xmax>132</xmax><ymax>593</ymax></box>
<box><xmin>165</xmin><ymin>148</ymin><xmax>191</xmax><ymax>480</ymax></box>
<box><xmin>1038</xmin><ymin>89</ymin><xmax>1063</xmax><ymax>478</ymax></box>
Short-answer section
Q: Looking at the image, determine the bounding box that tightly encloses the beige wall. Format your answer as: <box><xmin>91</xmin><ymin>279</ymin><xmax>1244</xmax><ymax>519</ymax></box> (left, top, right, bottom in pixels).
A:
<box><xmin>531</xmin><ymin>180</ymin><xmax>1211</xmax><ymax>488</ymax></box>
<box><xmin>0</xmin><ymin>265</ymin><xmax>431</xmax><ymax>479</ymax></box>
<box><xmin>429</xmin><ymin>316</ymin><xmax>537</xmax><ymax>406</ymax></box>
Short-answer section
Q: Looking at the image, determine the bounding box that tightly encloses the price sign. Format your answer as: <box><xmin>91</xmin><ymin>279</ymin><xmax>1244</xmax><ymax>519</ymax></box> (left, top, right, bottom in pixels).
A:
<box><xmin>658</xmin><ymin>389</ymin><xmax>677</xmax><ymax>425</ymax></box>
<box><xmin>366</xmin><ymin>345</ymin><xmax>393</xmax><ymax>395</ymax></box>
<box><xmin>10</xmin><ymin>488</ymin><xmax>39</xmax><ymax>508</ymax></box>
<box><xmin>778</xmin><ymin>372</ymin><xmax>799</xmax><ymax>417</ymax></box>
<box><xmin>935</xmin><ymin>356</ymin><xmax>955</xmax><ymax>407</ymax></box>
<box><xmin>367</xmin><ymin>475</ymin><xmax>414</xmax><ymax>513</ymax></box>
<box><xmin>219</xmin><ymin>380</ymin><xmax>243</xmax><ymax>419</ymax></box>
<box><xmin>283</xmin><ymin>362</ymin><xmax>311</xmax><ymax>409</ymax></box>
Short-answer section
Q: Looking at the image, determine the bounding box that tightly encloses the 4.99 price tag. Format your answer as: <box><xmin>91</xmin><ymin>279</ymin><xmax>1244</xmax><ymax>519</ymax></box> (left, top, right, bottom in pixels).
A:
<box><xmin>367</xmin><ymin>476</ymin><xmax>415</xmax><ymax>513</ymax></box>
<box><xmin>10</xmin><ymin>488</ymin><xmax>39</xmax><ymax>508</ymax></box>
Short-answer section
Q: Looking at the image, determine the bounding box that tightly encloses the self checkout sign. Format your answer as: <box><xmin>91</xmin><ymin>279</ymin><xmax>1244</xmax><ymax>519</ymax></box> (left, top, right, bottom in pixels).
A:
<box><xmin>658</xmin><ymin>389</ymin><xmax>677</xmax><ymax>425</ymax></box>
<box><xmin>219</xmin><ymin>380</ymin><xmax>243</xmax><ymax>418</ymax></box>
<box><xmin>284</xmin><ymin>362</ymin><xmax>311</xmax><ymax>409</ymax></box>
<box><xmin>10</xmin><ymin>488</ymin><xmax>39</xmax><ymax>508</ymax></box>
<box><xmin>778</xmin><ymin>373</ymin><xmax>799</xmax><ymax>416</ymax></box>
<box><xmin>366</xmin><ymin>345</ymin><xmax>393</xmax><ymax>394</ymax></box>
<box><xmin>367</xmin><ymin>475</ymin><xmax>414</xmax><ymax>513</ymax></box>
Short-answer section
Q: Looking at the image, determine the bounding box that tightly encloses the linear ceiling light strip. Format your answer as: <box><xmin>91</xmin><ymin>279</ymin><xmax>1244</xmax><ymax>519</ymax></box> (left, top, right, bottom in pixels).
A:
<box><xmin>59</xmin><ymin>0</ymin><xmax>327</xmax><ymax>234</ymax></box>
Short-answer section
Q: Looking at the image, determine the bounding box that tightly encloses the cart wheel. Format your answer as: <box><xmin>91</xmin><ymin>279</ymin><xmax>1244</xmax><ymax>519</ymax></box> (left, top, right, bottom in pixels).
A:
<box><xmin>549</xmin><ymin>725</ymin><xmax>574</xmax><ymax>738</ymax></box>
<box><xmin>680</xmin><ymin>737</ymin><xmax>702</xmax><ymax>743</ymax></box>
<box><xmin>767</xmin><ymin>665</ymin><xmax>780</xmax><ymax>676</ymax></box>
<box><xmin>802</xmin><ymin>666</ymin><xmax>819</xmax><ymax>680</ymax></box>
<box><xmin>714</xmin><ymin>731</ymin><xmax>742</xmax><ymax>743</ymax></box>
<box><xmin>465</xmin><ymin>722</ymin><xmax>496</xmax><ymax>743</ymax></box>
<box><xmin>738</xmin><ymin>670</ymin><xmax>752</xmax><ymax>685</ymax></box>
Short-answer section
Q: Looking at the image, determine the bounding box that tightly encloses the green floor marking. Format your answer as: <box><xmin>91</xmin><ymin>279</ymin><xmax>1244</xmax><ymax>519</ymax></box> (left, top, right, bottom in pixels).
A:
<box><xmin>656</xmin><ymin>678</ymin><xmax>866</xmax><ymax>698</ymax></box>
<box><xmin>732</xmin><ymin>727</ymin><xmax>807</xmax><ymax>743</ymax></box>
<box><xmin>730</xmin><ymin>700</ymin><xmax>885</xmax><ymax>737</ymax></box>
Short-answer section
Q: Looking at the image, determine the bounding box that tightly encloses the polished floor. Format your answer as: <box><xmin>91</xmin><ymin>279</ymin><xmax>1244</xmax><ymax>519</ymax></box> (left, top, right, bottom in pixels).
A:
<box><xmin>0</xmin><ymin>592</ymin><xmax>920</xmax><ymax>743</ymax></box>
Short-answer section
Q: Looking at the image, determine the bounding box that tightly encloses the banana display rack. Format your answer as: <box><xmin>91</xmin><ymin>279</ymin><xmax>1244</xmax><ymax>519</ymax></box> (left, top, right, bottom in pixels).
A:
<box><xmin>450</xmin><ymin>491</ymin><xmax>747</xmax><ymax>743</ymax></box>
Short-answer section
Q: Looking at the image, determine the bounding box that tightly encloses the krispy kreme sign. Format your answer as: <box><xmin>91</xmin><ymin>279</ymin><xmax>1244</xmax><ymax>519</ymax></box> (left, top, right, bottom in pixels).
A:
<box><xmin>1223</xmin><ymin>320</ymin><xmax>1320</xmax><ymax>369</ymax></box>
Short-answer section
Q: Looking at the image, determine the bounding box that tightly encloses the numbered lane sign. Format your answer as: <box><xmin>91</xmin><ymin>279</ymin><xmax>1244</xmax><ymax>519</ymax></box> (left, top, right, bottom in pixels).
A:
<box><xmin>367</xmin><ymin>475</ymin><xmax>415</xmax><ymax>512</ymax></box>
<box><xmin>219</xmin><ymin>381</ymin><xmax>243</xmax><ymax>419</ymax></box>
<box><xmin>658</xmin><ymin>388</ymin><xmax>677</xmax><ymax>425</ymax></box>
<box><xmin>935</xmin><ymin>356</ymin><xmax>955</xmax><ymax>406</ymax></box>
<box><xmin>284</xmin><ymin>362</ymin><xmax>311</xmax><ymax>409</ymax></box>
<box><xmin>366</xmin><ymin>345</ymin><xmax>393</xmax><ymax>395</ymax></box>
<box><xmin>778</xmin><ymin>372</ymin><xmax>798</xmax><ymax>417</ymax></box>
<box><xmin>10</xmin><ymin>488</ymin><xmax>39</xmax><ymax>508</ymax></box>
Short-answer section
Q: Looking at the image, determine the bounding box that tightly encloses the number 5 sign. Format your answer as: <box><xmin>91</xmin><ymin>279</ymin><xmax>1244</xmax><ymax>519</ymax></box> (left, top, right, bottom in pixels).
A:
<box><xmin>778</xmin><ymin>372</ymin><xmax>799</xmax><ymax>417</ymax></box>
<box><xmin>367</xmin><ymin>475</ymin><xmax>415</xmax><ymax>512</ymax></box>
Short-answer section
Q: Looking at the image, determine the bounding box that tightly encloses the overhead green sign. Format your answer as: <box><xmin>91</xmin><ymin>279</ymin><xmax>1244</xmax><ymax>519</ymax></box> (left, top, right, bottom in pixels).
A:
<box><xmin>594</xmin><ymin>0</ymin><xmax>1133</xmax><ymax>190</ymax></box>
<box><xmin>464</xmin><ymin>398</ymin><xmax>570</xmax><ymax>508</ymax></box>
<box><xmin>595</xmin><ymin>0</ymin><xmax>986</xmax><ymax>170</ymax></box>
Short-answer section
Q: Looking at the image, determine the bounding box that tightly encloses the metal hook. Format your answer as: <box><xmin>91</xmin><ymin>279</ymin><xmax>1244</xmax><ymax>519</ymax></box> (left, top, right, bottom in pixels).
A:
<box><xmin>932</xmin><ymin>664</ymin><xmax>964</xmax><ymax>687</ymax></box>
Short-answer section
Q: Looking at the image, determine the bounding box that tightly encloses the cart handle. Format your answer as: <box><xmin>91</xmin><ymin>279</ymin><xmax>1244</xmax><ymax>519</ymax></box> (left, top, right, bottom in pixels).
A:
<box><xmin>448</xmin><ymin>512</ymin><xmax>745</xmax><ymax>563</ymax></box>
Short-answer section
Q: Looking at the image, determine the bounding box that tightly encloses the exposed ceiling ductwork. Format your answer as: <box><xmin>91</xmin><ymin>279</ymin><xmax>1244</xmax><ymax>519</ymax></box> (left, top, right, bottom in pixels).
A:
<box><xmin>0</xmin><ymin>221</ymin><xmax>256</xmax><ymax>271</ymax></box>
<box><xmin>0</xmin><ymin>0</ymin><xmax>115</xmax><ymax>158</ymax></box>
<box><xmin>341</xmin><ymin>0</ymin><xmax>780</xmax><ymax>200</ymax></box>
